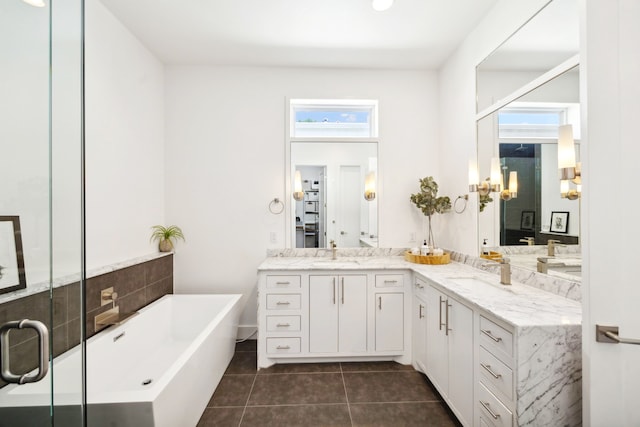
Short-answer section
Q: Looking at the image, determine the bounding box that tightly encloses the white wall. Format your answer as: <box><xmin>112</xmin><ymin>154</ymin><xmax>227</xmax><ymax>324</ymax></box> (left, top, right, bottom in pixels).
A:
<box><xmin>85</xmin><ymin>0</ymin><xmax>166</xmax><ymax>269</ymax></box>
<box><xmin>0</xmin><ymin>2</ymin><xmax>52</xmax><ymax>286</ymax></box>
<box><xmin>164</xmin><ymin>66</ymin><xmax>438</xmax><ymax>328</ymax></box>
<box><xmin>437</xmin><ymin>0</ymin><xmax>550</xmax><ymax>256</ymax></box>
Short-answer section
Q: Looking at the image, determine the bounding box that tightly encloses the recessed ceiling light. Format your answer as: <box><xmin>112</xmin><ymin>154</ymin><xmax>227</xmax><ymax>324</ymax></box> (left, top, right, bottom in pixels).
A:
<box><xmin>22</xmin><ymin>0</ymin><xmax>46</xmax><ymax>7</ymax></box>
<box><xmin>372</xmin><ymin>0</ymin><xmax>394</xmax><ymax>12</ymax></box>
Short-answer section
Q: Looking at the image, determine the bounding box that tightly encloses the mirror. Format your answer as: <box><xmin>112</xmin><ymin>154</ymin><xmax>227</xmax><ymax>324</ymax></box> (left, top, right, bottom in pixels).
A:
<box><xmin>289</xmin><ymin>142</ymin><xmax>378</xmax><ymax>248</ymax></box>
<box><xmin>476</xmin><ymin>0</ymin><xmax>579</xmax><ymax>113</ymax></box>
<box><xmin>476</xmin><ymin>0</ymin><xmax>581</xmax><ymax>279</ymax></box>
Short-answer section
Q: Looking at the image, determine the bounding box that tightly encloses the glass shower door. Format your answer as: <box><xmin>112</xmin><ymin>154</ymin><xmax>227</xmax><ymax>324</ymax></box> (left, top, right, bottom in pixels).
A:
<box><xmin>0</xmin><ymin>0</ymin><xmax>85</xmax><ymax>425</ymax></box>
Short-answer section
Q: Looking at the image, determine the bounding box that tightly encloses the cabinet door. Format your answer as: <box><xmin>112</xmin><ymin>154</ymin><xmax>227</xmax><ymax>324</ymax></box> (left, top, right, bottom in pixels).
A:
<box><xmin>309</xmin><ymin>275</ymin><xmax>338</xmax><ymax>353</ymax></box>
<box><xmin>425</xmin><ymin>285</ymin><xmax>448</xmax><ymax>395</ymax></box>
<box><xmin>375</xmin><ymin>292</ymin><xmax>404</xmax><ymax>352</ymax></box>
<box><xmin>447</xmin><ymin>297</ymin><xmax>474</xmax><ymax>427</ymax></box>
<box><xmin>412</xmin><ymin>293</ymin><xmax>427</xmax><ymax>373</ymax></box>
<box><xmin>338</xmin><ymin>275</ymin><xmax>368</xmax><ymax>353</ymax></box>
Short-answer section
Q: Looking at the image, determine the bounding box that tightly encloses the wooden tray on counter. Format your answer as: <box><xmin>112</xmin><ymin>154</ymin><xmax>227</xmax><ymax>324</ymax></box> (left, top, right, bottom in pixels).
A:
<box><xmin>480</xmin><ymin>251</ymin><xmax>502</xmax><ymax>261</ymax></box>
<box><xmin>404</xmin><ymin>251</ymin><xmax>450</xmax><ymax>265</ymax></box>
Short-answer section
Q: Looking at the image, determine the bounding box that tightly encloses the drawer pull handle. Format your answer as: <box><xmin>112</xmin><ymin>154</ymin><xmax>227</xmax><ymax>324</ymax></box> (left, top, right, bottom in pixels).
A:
<box><xmin>481</xmin><ymin>329</ymin><xmax>502</xmax><ymax>342</ymax></box>
<box><xmin>276</xmin><ymin>345</ymin><xmax>291</xmax><ymax>350</ymax></box>
<box><xmin>480</xmin><ymin>363</ymin><xmax>502</xmax><ymax>379</ymax></box>
<box><xmin>276</xmin><ymin>323</ymin><xmax>291</xmax><ymax>327</ymax></box>
<box><xmin>275</xmin><ymin>281</ymin><xmax>290</xmax><ymax>285</ymax></box>
<box><xmin>480</xmin><ymin>401</ymin><xmax>500</xmax><ymax>420</ymax></box>
<box><xmin>419</xmin><ymin>304</ymin><xmax>424</xmax><ymax>319</ymax></box>
<box><xmin>414</xmin><ymin>283</ymin><xmax>424</xmax><ymax>289</ymax></box>
<box><xmin>276</xmin><ymin>301</ymin><xmax>291</xmax><ymax>306</ymax></box>
<box><xmin>384</xmin><ymin>280</ymin><xmax>398</xmax><ymax>284</ymax></box>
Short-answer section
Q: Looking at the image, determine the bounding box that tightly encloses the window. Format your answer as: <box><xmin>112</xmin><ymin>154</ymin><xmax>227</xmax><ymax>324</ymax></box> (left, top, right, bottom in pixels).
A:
<box><xmin>290</xmin><ymin>99</ymin><xmax>378</xmax><ymax>139</ymax></box>
<box><xmin>497</xmin><ymin>103</ymin><xmax>580</xmax><ymax>140</ymax></box>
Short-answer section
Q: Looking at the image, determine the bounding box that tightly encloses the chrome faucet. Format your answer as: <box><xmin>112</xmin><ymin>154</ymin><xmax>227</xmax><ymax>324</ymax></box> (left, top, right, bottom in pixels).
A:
<box><xmin>547</xmin><ymin>239</ymin><xmax>565</xmax><ymax>256</ymax></box>
<box><xmin>519</xmin><ymin>237</ymin><xmax>535</xmax><ymax>246</ymax></box>
<box><xmin>482</xmin><ymin>258</ymin><xmax>511</xmax><ymax>285</ymax></box>
<box><xmin>330</xmin><ymin>239</ymin><xmax>337</xmax><ymax>260</ymax></box>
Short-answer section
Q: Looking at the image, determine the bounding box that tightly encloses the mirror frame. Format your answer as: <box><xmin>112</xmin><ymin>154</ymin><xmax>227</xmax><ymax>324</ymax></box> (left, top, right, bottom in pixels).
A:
<box><xmin>474</xmin><ymin>0</ymin><xmax>581</xmax><ymax>277</ymax></box>
<box><xmin>0</xmin><ymin>216</ymin><xmax>27</xmax><ymax>294</ymax></box>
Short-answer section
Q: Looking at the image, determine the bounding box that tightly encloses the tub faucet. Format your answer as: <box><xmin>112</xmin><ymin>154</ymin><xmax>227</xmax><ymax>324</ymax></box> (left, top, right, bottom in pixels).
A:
<box><xmin>547</xmin><ymin>239</ymin><xmax>565</xmax><ymax>256</ymax></box>
<box><xmin>330</xmin><ymin>240</ymin><xmax>337</xmax><ymax>260</ymax></box>
<box><xmin>482</xmin><ymin>258</ymin><xmax>511</xmax><ymax>285</ymax></box>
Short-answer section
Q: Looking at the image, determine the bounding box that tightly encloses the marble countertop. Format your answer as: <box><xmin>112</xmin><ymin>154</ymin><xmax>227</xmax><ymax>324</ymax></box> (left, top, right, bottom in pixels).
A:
<box><xmin>258</xmin><ymin>255</ymin><xmax>581</xmax><ymax>329</ymax></box>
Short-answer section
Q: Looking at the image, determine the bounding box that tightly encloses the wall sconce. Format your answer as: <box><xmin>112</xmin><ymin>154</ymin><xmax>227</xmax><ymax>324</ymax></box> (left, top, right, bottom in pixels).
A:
<box><xmin>364</xmin><ymin>171</ymin><xmax>376</xmax><ymax>201</ymax></box>
<box><xmin>561</xmin><ymin>180</ymin><xmax>581</xmax><ymax>200</ymax></box>
<box><xmin>469</xmin><ymin>158</ymin><xmax>501</xmax><ymax>196</ymax></box>
<box><xmin>292</xmin><ymin>170</ymin><xmax>304</xmax><ymax>201</ymax></box>
<box><xmin>500</xmin><ymin>171</ymin><xmax>518</xmax><ymax>201</ymax></box>
<box><xmin>558</xmin><ymin>124</ymin><xmax>577</xmax><ymax>180</ymax></box>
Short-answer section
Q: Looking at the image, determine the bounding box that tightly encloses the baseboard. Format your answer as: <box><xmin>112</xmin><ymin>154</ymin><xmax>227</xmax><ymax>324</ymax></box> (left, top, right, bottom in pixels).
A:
<box><xmin>237</xmin><ymin>324</ymin><xmax>258</xmax><ymax>340</ymax></box>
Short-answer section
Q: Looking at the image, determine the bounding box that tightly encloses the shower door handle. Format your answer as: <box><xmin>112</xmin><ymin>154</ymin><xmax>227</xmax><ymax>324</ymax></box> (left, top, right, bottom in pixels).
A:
<box><xmin>0</xmin><ymin>319</ymin><xmax>49</xmax><ymax>384</ymax></box>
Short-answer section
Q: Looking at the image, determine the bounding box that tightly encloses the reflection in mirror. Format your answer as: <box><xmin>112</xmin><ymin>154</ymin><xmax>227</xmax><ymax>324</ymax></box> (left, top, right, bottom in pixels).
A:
<box><xmin>476</xmin><ymin>0</ymin><xmax>579</xmax><ymax>113</ymax></box>
<box><xmin>290</xmin><ymin>142</ymin><xmax>377</xmax><ymax>248</ymax></box>
<box><xmin>477</xmin><ymin>67</ymin><xmax>581</xmax><ymax>278</ymax></box>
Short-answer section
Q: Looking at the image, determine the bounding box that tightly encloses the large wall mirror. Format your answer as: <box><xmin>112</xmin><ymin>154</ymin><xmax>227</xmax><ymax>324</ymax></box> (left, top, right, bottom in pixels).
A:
<box><xmin>476</xmin><ymin>0</ymin><xmax>581</xmax><ymax>279</ymax></box>
<box><xmin>476</xmin><ymin>0</ymin><xmax>579</xmax><ymax>114</ymax></box>
<box><xmin>289</xmin><ymin>142</ymin><xmax>378</xmax><ymax>249</ymax></box>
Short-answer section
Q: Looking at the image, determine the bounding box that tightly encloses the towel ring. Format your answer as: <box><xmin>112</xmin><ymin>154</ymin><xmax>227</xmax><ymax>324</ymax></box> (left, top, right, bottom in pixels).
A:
<box><xmin>269</xmin><ymin>198</ymin><xmax>284</xmax><ymax>215</ymax></box>
<box><xmin>454</xmin><ymin>195</ymin><xmax>468</xmax><ymax>214</ymax></box>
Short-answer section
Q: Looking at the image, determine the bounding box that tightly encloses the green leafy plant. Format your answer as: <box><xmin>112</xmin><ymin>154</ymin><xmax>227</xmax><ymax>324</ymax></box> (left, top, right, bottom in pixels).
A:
<box><xmin>410</xmin><ymin>177</ymin><xmax>451</xmax><ymax>249</ymax></box>
<box><xmin>150</xmin><ymin>225</ymin><xmax>185</xmax><ymax>252</ymax></box>
<box><xmin>479</xmin><ymin>190</ymin><xmax>493</xmax><ymax>212</ymax></box>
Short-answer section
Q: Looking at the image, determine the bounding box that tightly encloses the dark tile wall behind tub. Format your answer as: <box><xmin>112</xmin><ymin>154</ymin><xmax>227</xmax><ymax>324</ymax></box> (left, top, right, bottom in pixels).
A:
<box><xmin>0</xmin><ymin>254</ymin><xmax>173</xmax><ymax>389</ymax></box>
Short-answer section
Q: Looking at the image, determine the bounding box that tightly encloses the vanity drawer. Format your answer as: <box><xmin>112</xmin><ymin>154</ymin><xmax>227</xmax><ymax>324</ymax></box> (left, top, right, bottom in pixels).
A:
<box><xmin>266</xmin><ymin>275</ymin><xmax>301</xmax><ymax>289</ymax></box>
<box><xmin>266</xmin><ymin>315</ymin><xmax>301</xmax><ymax>332</ymax></box>
<box><xmin>266</xmin><ymin>294</ymin><xmax>301</xmax><ymax>310</ymax></box>
<box><xmin>375</xmin><ymin>274</ymin><xmax>404</xmax><ymax>288</ymax></box>
<box><xmin>480</xmin><ymin>315</ymin><xmax>513</xmax><ymax>359</ymax></box>
<box><xmin>478</xmin><ymin>382</ymin><xmax>513</xmax><ymax>427</ymax></box>
<box><xmin>479</xmin><ymin>346</ymin><xmax>513</xmax><ymax>401</ymax></box>
<box><xmin>266</xmin><ymin>337</ymin><xmax>301</xmax><ymax>354</ymax></box>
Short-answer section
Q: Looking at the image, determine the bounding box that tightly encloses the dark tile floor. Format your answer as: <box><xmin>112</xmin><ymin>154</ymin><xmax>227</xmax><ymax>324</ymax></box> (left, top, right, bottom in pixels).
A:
<box><xmin>197</xmin><ymin>341</ymin><xmax>462</xmax><ymax>427</ymax></box>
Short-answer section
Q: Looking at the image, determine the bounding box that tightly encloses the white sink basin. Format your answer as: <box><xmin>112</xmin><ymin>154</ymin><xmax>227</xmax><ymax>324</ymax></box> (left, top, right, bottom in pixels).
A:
<box><xmin>446</xmin><ymin>276</ymin><xmax>497</xmax><ymax>287</ymax></box>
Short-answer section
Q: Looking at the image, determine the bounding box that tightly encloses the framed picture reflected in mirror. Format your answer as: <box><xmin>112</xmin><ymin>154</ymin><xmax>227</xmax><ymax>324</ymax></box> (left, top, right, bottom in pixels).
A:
<box><xmin>520</xmin><ymin>211</ymin><xmax>535</xmax><ymax>231</ymax></box>
<box><xmin>0</xmin><ymin>216</ymin><xmax>26</xmax><ymax>294</ymax></box>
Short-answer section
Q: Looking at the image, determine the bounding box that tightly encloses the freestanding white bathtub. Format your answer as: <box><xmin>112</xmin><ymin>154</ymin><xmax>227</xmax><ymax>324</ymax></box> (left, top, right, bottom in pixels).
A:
<box><xmin>0</xmin><ymin>294</ymin><xmax>242</xmax><ymax>427</ymax></box>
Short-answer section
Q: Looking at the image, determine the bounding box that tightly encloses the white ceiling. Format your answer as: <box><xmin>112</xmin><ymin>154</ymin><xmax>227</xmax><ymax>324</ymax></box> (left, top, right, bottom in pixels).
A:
<box><xmin>99</xmin><ymin>0</ymin><xmax>499</xmax><ymax>69</ymax></box>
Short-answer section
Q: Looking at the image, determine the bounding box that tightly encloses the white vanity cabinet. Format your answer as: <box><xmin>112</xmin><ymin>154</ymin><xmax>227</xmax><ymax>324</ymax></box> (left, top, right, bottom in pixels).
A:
<box><xmin>309</xmin><ymin>274</ymin><xmax>367</xmax><ymax>353</ymax></box>
<box><xmin>258</xmin><ymin>268</ymin><xmax>411</xmax><ymax>369</ymax></box>
<box><xmin>375</xmin><ymin>292</ymin><xmax>404</xmax><ymax>351</ymax></box>
<box><xmin>476</xmin><ymin>313</ymin><xmax>516</xmax><ymax>427</ymax></box>
<box><xmin>412</xmin><ymin>276</ymin><xmax>428</xmax><ymax>373</ymax></box>
<box><xmin>425</xmin><ymin>280</ymin><xmax>474</xmax><ymax>427</ymax></box>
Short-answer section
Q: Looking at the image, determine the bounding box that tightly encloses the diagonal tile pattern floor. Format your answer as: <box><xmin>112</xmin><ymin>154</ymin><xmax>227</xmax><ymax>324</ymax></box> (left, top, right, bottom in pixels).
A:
<box><xmin>197</xmin><ymin>341</ymin><xmax>462</xmax><ymax>427</ymax></box>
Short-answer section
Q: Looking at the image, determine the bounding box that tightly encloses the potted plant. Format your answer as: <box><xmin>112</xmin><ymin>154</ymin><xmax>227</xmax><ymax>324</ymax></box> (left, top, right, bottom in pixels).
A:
<box><xmin>410</xmin><ymin>176</ymin><xmax>451</xmax><ymax>250</ymax></box>
<box><xmin>150</xmin><ymin>225</ymin><xmax>185</xmax><ymax>252</ymax></box>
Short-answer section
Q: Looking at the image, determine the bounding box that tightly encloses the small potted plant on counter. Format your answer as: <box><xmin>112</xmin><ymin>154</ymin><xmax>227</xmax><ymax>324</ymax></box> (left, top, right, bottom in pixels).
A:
<box><xmin>150</xmin><ymin>225</ymin><xmax>185</xmax><ymax>252</ymax></box>
<box><xmin>410</xmin><ymin>176</ymin><xmax>451</xmax><ymax>251</ymax></box>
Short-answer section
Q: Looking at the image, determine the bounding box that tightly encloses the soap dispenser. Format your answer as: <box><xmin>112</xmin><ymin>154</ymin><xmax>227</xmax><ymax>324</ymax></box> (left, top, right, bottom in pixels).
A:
<box><xmin>421</xmin><ymin>240</ymin><xmax>429</xmax><ymax>256</ymax></box>
<box><xmin>482</xmin><ymin>239</ymin><xmax>489</xmax><ymax>255</ymax></box>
